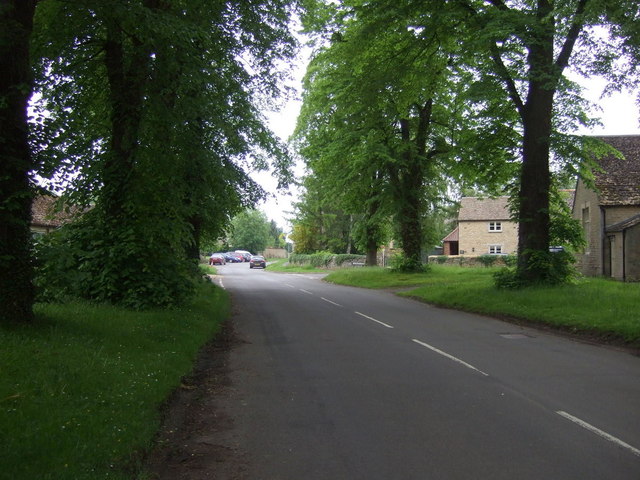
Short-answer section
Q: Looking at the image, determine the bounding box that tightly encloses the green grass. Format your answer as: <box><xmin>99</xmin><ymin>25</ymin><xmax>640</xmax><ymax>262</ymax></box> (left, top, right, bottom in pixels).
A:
<box><xmin>265</xmin><ymin>258</ymin><xmax>328</xmax><ymax>273</ymax></box>
<box><xmin>326</xmin><ymin>265</ymin><xmax>640</xmax><ymax>344</ymax></box>
<box><xmin>198</xmin><ymin>263</ymin><xmax>218</xmax><ymax>275</ymax></box>
<box><xmin>0</xmin><ymin>280</ymin><xmax>229</xmax><ymax>480</ymax></box>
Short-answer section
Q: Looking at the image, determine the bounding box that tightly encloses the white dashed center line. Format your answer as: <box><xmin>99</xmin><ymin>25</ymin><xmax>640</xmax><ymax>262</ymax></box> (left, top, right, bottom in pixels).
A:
<box><xmin>412</xmin><ymin>339</ymin><xmax>489</xmax><ymax>376</ymax></box>
<box><xmin>321</xmin><ymin>297</ymin><xmax>343</xmax><ymax>307</ymax></box>
<box><xmin>299</xmin><ymin>289</ymin><xmax>314</xmax><ymax>295</ymax></box>
<box><xmin>355</xmin><ymin>311</ymin><xmax>394</xmax><ymax>329</ymax></box>
<box><xmin>556</xmin><ymin>411</ymin><xmax>640</xmax><ymax>457</ymax></box>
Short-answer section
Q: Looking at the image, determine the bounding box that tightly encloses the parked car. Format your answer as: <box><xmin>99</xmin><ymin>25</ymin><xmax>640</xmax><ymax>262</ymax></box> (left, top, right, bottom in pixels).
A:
<box><xmin>225</xmin><ymin>252</ymin><xmax>244</xmax><ymax>263</ymax></box>
<box><xmin>209</xmin><ymin>253</ymin><xmax>226</xmax><ymax>266</ymax></box>
<box><xmin>249</xmin><ymin>255</ymin><xmax>266</xmax><ymax>269</ymax></box>
<box><xmin>235</xmin><ymin>250</ymin><xmax>252</xmax><ymax>262</ymax></box>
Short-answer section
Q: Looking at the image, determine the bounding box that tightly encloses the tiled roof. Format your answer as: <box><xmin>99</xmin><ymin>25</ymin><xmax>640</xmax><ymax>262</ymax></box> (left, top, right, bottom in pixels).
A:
<box><xmin>594</xmin><ymin>135</ymin><xmax>640</xmax><ymax>206</ymax></box>
<box><xmin>442</xmin><ymin>226</ymin><xmax>459</xmax><ymax>242</ymax></box>
<box><xmin>605</xmin><ymin>213</ymin><xmax>640</xmax><ymax>233</ymax></box>
<box><xmin>560</xmin><ymin>189</ymin><xmax>575</xmax><ymax>210</ymax></box>
<box><xmin>458</xmin><ymin>196</ymin><xmax>511</xmax><ymax>221</ymax></box>
<box><xmin>31</xmin><ymin>195</ymin><xmax>73</xmax><ymax>228</ymax></box>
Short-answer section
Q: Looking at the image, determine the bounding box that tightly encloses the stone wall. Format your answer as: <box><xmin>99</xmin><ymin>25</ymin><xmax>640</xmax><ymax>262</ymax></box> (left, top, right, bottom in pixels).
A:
<box><xmin>427</xmin><ymin>255</ymin><xmax>513</xmax><ymax>267</ymax></box>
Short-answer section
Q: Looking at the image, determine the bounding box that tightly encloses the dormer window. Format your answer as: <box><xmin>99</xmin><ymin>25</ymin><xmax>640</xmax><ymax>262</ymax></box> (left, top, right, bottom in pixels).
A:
<box><xmin>488</xmin><ymin>221</ymin><xmax>502</xmax><ymax>232</ymax></box>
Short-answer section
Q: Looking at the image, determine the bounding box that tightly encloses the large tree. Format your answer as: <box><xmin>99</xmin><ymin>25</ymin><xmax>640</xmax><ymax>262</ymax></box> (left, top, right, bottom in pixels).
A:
<box><xmin>297</xmin><ymin>0</ymin><xmax>518</xmax><ymax>269</ymax></box>
<box><xmin>460</xmin><ymin>0</ymin><xmax>639</xmax><ymax>283</ymax></box>
<box><xmin>0</xmin><ymin>0</ymin><xmax>38</xmax><ymax>322</ymax></box>
<box><xmin>30</xmin><ymin>0</ymin><xmax>297</xmax><ymax>307</ymax></box>
<box><xmin>230</xmin><ymin>209</ymin><xmax>271</xmax><ymax>254</ymax></box>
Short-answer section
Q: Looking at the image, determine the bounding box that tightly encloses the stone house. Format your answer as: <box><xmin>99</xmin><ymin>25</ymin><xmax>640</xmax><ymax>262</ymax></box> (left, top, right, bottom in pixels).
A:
<box><xmin>445</xmin><ymin>196</ymin><xmax>518</xmax><ymax>256</ymax></box>
<box><xmin>30</xmin><ymin>194</ymin><xmax>75</xmax><ymax>236</ymax></box>
<box><xmin>572</xmin><ymin>135</ymin><xmax>640</xmax><ymax>281</ymax></box>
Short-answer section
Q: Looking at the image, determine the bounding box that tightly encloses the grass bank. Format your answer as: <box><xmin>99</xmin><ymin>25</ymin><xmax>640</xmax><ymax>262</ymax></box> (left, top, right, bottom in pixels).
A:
<box><xmin>1</xmin><ymin>280</ymin><xmax>229</xmax><ymax>480</ymax></box>
<box><xmin>265</xmin><ymin>258</ymin><xmax>328</xmax><ymax>273</ymax></box>
<box><xmin>326</xmin><ymin>266</ymin><xmax>640</xmax><ymax>345</ymax></box>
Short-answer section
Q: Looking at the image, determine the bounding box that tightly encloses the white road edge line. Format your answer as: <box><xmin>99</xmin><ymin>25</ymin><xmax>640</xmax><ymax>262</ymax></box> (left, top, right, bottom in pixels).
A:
<box><xmin>412</xmin><ymin>339</ymin><xmax>489</xmax><ymax>377</ymax></box>
<box><xmin>299</xmin><ymin>289</ymin><xmax>314</xmax><ymax>295</ymax></box>
<box><xmin>321</xmin><ymin>297</ymin><xmax>342</xmax><ymax>307</ymax></box>
<box><xmin>355</xmin><ymin>311</ymin><xmax>394</xmax><ymax>329</ymax></box>
<box><xmin>556</xmin><ymin>410</ymin><xmax>640</xmax><ymax>458</ymax></box>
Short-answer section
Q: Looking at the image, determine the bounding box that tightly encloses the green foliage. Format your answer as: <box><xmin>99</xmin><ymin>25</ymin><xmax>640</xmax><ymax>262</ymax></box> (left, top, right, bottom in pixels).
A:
<box><xmin>503</xmin><ymin>254</ymin><xmax>518</xmax><ymax>267</ymax></box>
<box><xmin>1</xmin><ymin>281</ymin><xmax>229</xmax><ymax>480</ymax></box>
<box><xmin>294</xmin><ymin>0</ymin><xmax>524</xmax><ymax>264</ymax></box>
<box><xmin>26</xmin><ymin>0</ymin><xmax>297</xmax><ymax>309</ymax></box>
<box><xmin>494</xmin><ymin>250</ymin><xmax>579</xmax><ymax>289</ymax></box>
<box><xmin>477</xmin><ymin>254</ymin><xmax>498</xmax><ymax>268</ymax></box>
<box><xmin>287</xmin><ymin>252</ymin><xmax>366</xmax><ymax>268</ymax></box>
<box><xmin>436</xmin><ymin>255</ymin><xmax>448</xmax><ymax>264</ymax></box>
<box><xmin>389</xmin><ymin>254</ymin><xmax>429</xmax><ymax>274</ymax></box>
<box><xmin>289</xmin><ymin>251</ymin><xmax>333</xmax><ymax>268</ymax></box>
<box><xmin>34</xmin><ymin>213</ymin><xmax>196</xmax><ymax>309</ymax></box>
<box><xmin>266</xmin><ymin>258</ymin><xmax>326</xmax><ymax>273</ymax></box>
<box><xmin>230</xmin><ymin>209</ymin><xmax>271</xmax><ymax>254</ymax></box>
<box><xmin>308</xmin><ymin>252</ymin><xmax>335</xmax><ymax>268</ymax></box>
<box><xmin>290</xmin><ymin>174</ymin><xmax>357</xmax><ymax>254</ymax></box>
<box><xmin>269</xmin><ymin>220</ymin><xmax>286</xmax><ymax>248</ymax></box>
<box><xmin>289</xmin><ymin>222</ymin><xmax>319</xmax><ymax>254</ymax></box>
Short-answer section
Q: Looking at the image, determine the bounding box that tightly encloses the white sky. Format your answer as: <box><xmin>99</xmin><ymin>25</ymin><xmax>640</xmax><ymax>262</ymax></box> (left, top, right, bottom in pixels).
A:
<box><xmin>258</xmin><ymin>69</ymin><xmax>640</xmax><ymax>233</ymax></box>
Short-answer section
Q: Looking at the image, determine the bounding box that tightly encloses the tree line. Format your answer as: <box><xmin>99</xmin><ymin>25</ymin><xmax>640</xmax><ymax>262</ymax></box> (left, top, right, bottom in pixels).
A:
<box><xmin>292</xmin><ymin>0</ymin><xmax>639</xmax><ymax>279</ymax></box>
<box><xmin>1</xmin><ymin>0</ymin><xmax>298</xmax><ymax>321</ymax></box>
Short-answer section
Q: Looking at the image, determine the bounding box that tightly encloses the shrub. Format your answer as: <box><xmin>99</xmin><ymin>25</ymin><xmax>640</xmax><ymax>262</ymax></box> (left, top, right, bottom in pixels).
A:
<box><xmin>390</xmin><ymin>254</ymin><xmax>429</xmax><ymax>273</ymax></box>
<box><xmin>309</xmin><ymin>252</ymin><xmax>334</xmax><ymax>268</ymax></box>
<box><xmin>477</xmin><ymin>254</ymin><xmax>498</xmax><ymax>268</ymax></box>
<box><xmin>436</xmin><ymin>255</ymin><xmax>448</xmax><ymax>264</ymax></box>
<box><xmin>34</xmin><ymin>217</ymin><xmax>196</xmax><ymax>309</ymax></box>
<box><xmin>494</xmin><ymin>249</ymin><xmax>579</xmax><ymax>289</ymax></box>
<box><xmin>288</xmin><ymin>253</ymin><xmax>310</xmax><ymax>265</ymax></box>
<box><xmin>503</xmin><ymin>253</ymin><xmax>518</xmax><ymax>267</ymax></box>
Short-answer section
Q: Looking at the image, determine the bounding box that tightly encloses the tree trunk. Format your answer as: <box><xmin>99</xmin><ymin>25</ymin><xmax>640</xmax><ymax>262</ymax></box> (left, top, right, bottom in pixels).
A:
<box><xmin>397</xmin><ymin>162</ymin><xmax>423</xmax><ymax>265</ymax></box>
<box><xmin>187</xmin><ymin>216</ymin><xmax>202</xmax><ymax>261</ymax></box>
<box><xmin>0</xmin><ymin>0</ymin><xmax>38</xmax><ymax>323</ymax></box>
<box><xmin>517</xmin><ymin>90</ymin><xmax>553</xmax><ymax>280</ymax></box>
<box><xmin>516</xmin><ymin>2</ymin><xmax>555</xmax><ymax>282</ymax></box>
<box><xmin>393</xmin><ymin>102</ymin><xmax>432</xmax><ymax>270</ymax></box>
<box><xmin>365</xmin><ymin>235</ymin><xmax>378</xmax><ymax>266</ymax></box>
<box><xmin>364</xmin><ymin>197</ymin><xmax>380</xmax><ymax>266</ymax></box>
<box><xmin>102</xmin><ymin>19</ymin><xmax>149</xmax><ymax>221</ymax></box>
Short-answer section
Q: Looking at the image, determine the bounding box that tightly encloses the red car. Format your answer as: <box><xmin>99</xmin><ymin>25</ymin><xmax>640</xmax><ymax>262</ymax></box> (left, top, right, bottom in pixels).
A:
<box><xmin>209</xmin><ymin>253</ymin><xmax>226</xmax><ymax>265</ymax></box>
<box><xmin>225</xmin><ymin>252</ymin><xmax>244</xmax><ymax>263</ymax></box>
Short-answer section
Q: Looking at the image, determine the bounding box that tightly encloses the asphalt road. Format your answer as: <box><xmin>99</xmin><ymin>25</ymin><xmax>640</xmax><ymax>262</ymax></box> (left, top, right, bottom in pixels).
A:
<box><xmin>212</xmin><ymin>262</ymin><xmax>640</xmax><ymax>479</ymax></box>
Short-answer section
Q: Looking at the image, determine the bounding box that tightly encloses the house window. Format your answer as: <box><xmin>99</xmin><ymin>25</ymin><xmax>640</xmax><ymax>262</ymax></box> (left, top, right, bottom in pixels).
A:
<box><xmin>489</xmin><ymin>245</ymin><xmax>502</xmax><ymax>254</ymax></box>
<box><xmin>488</xmin><ymin>221</ymin><xmax>502</xmax><ymax>232</ymax></box>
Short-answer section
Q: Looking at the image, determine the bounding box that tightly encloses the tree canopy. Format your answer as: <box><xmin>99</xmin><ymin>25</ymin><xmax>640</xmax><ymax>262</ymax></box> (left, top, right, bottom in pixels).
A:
<box><xmin>2</xmin><ymin>0</ymin><xmax>299</xmax><ymax>319</ymax></box>
<box><xmin>294</xmin><ymin>0</ymin><xmax>639</xmax><ymax>280</ymax></box>
<box><xmin>230</xmin><ymin>209</ymin><xmax>272</xmax><ymax>254</ymax></box>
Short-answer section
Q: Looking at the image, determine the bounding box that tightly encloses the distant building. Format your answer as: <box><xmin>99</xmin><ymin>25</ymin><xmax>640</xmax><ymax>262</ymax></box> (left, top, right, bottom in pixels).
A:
<box><xmin>451</xmin><ymin>196</ymin><xmax>517</xmax><ymax>256</ymax></box>
<box><xmin>572</xmin><ymin>135</ymin><xmax>640</xmax><ymax>281</ymax></box>
<box><xmin>30</xmin><ymin>194</ymin><xmax>75</xmax><ymax>236</ymax></box>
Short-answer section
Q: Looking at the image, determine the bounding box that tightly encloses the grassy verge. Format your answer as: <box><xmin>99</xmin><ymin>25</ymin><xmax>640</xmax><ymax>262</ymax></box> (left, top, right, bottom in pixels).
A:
<box><xmin>265</xmin><ymin>258</ymin><xmax>328</xmax><ymax>273</ymax></box>
<box><xmin>326</xmin><ymin>265</ymin><xmax>640</xmax><ymax>345</ymax></box>
<box><xmin>199</xmin><ymin>263</ymin><xmax>218</xmax><ymax>275</ymax></box>
<box><xmin>1</xmin><ymin>280</ymin><xmax>229</xmax><ymax>480</ymax></box>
